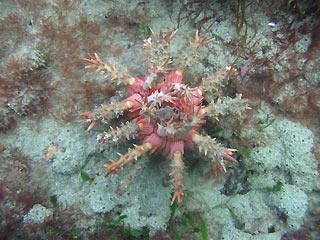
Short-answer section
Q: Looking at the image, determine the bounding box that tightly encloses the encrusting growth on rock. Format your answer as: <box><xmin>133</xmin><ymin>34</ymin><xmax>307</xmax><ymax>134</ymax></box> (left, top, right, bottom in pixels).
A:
<box><xmin>80</xmin><ymin>28</ymin><xmax>250</xmax><ymax>204</ymax></box>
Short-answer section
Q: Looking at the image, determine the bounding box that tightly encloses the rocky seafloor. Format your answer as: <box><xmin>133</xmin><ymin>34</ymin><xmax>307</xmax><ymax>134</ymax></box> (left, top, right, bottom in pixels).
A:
<box><xmin>0</xmin><ymin>0</ymin><xmax>319</xmax><ymax>239</ymax></box>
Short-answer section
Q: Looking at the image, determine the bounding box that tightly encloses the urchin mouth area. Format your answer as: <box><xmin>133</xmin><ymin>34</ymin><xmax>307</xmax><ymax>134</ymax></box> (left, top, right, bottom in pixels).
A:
<box><xmin>139</xmin><ymin>82</ymin><xmax>205</xmax><ymax>139</ymax></box>
<box><xmin>154</xmin><ymin>105</ymin><xmax>181</xmax><ymax>121</ymax></box>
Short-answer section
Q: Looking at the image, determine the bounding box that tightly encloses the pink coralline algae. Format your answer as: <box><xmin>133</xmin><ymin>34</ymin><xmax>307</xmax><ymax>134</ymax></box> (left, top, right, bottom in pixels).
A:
<box><xmin>80</xmin><ymin>29</ymin><xmax>250</xmax><ymax>204</ymax></box>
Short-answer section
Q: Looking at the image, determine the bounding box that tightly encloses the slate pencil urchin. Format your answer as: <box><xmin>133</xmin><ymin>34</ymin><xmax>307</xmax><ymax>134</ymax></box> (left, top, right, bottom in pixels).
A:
<box><xmin>80</xmin><ymin>29</ymin><xmax>250</xmax><ymax>204</ymax></box>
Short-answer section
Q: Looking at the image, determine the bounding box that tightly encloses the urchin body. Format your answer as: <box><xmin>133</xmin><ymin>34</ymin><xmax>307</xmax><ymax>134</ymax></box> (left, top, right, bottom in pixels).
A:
<box><xmin>81</xmin><ymin>30</ymin><xmax>248</xmax><ymax>204</ymax></box>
